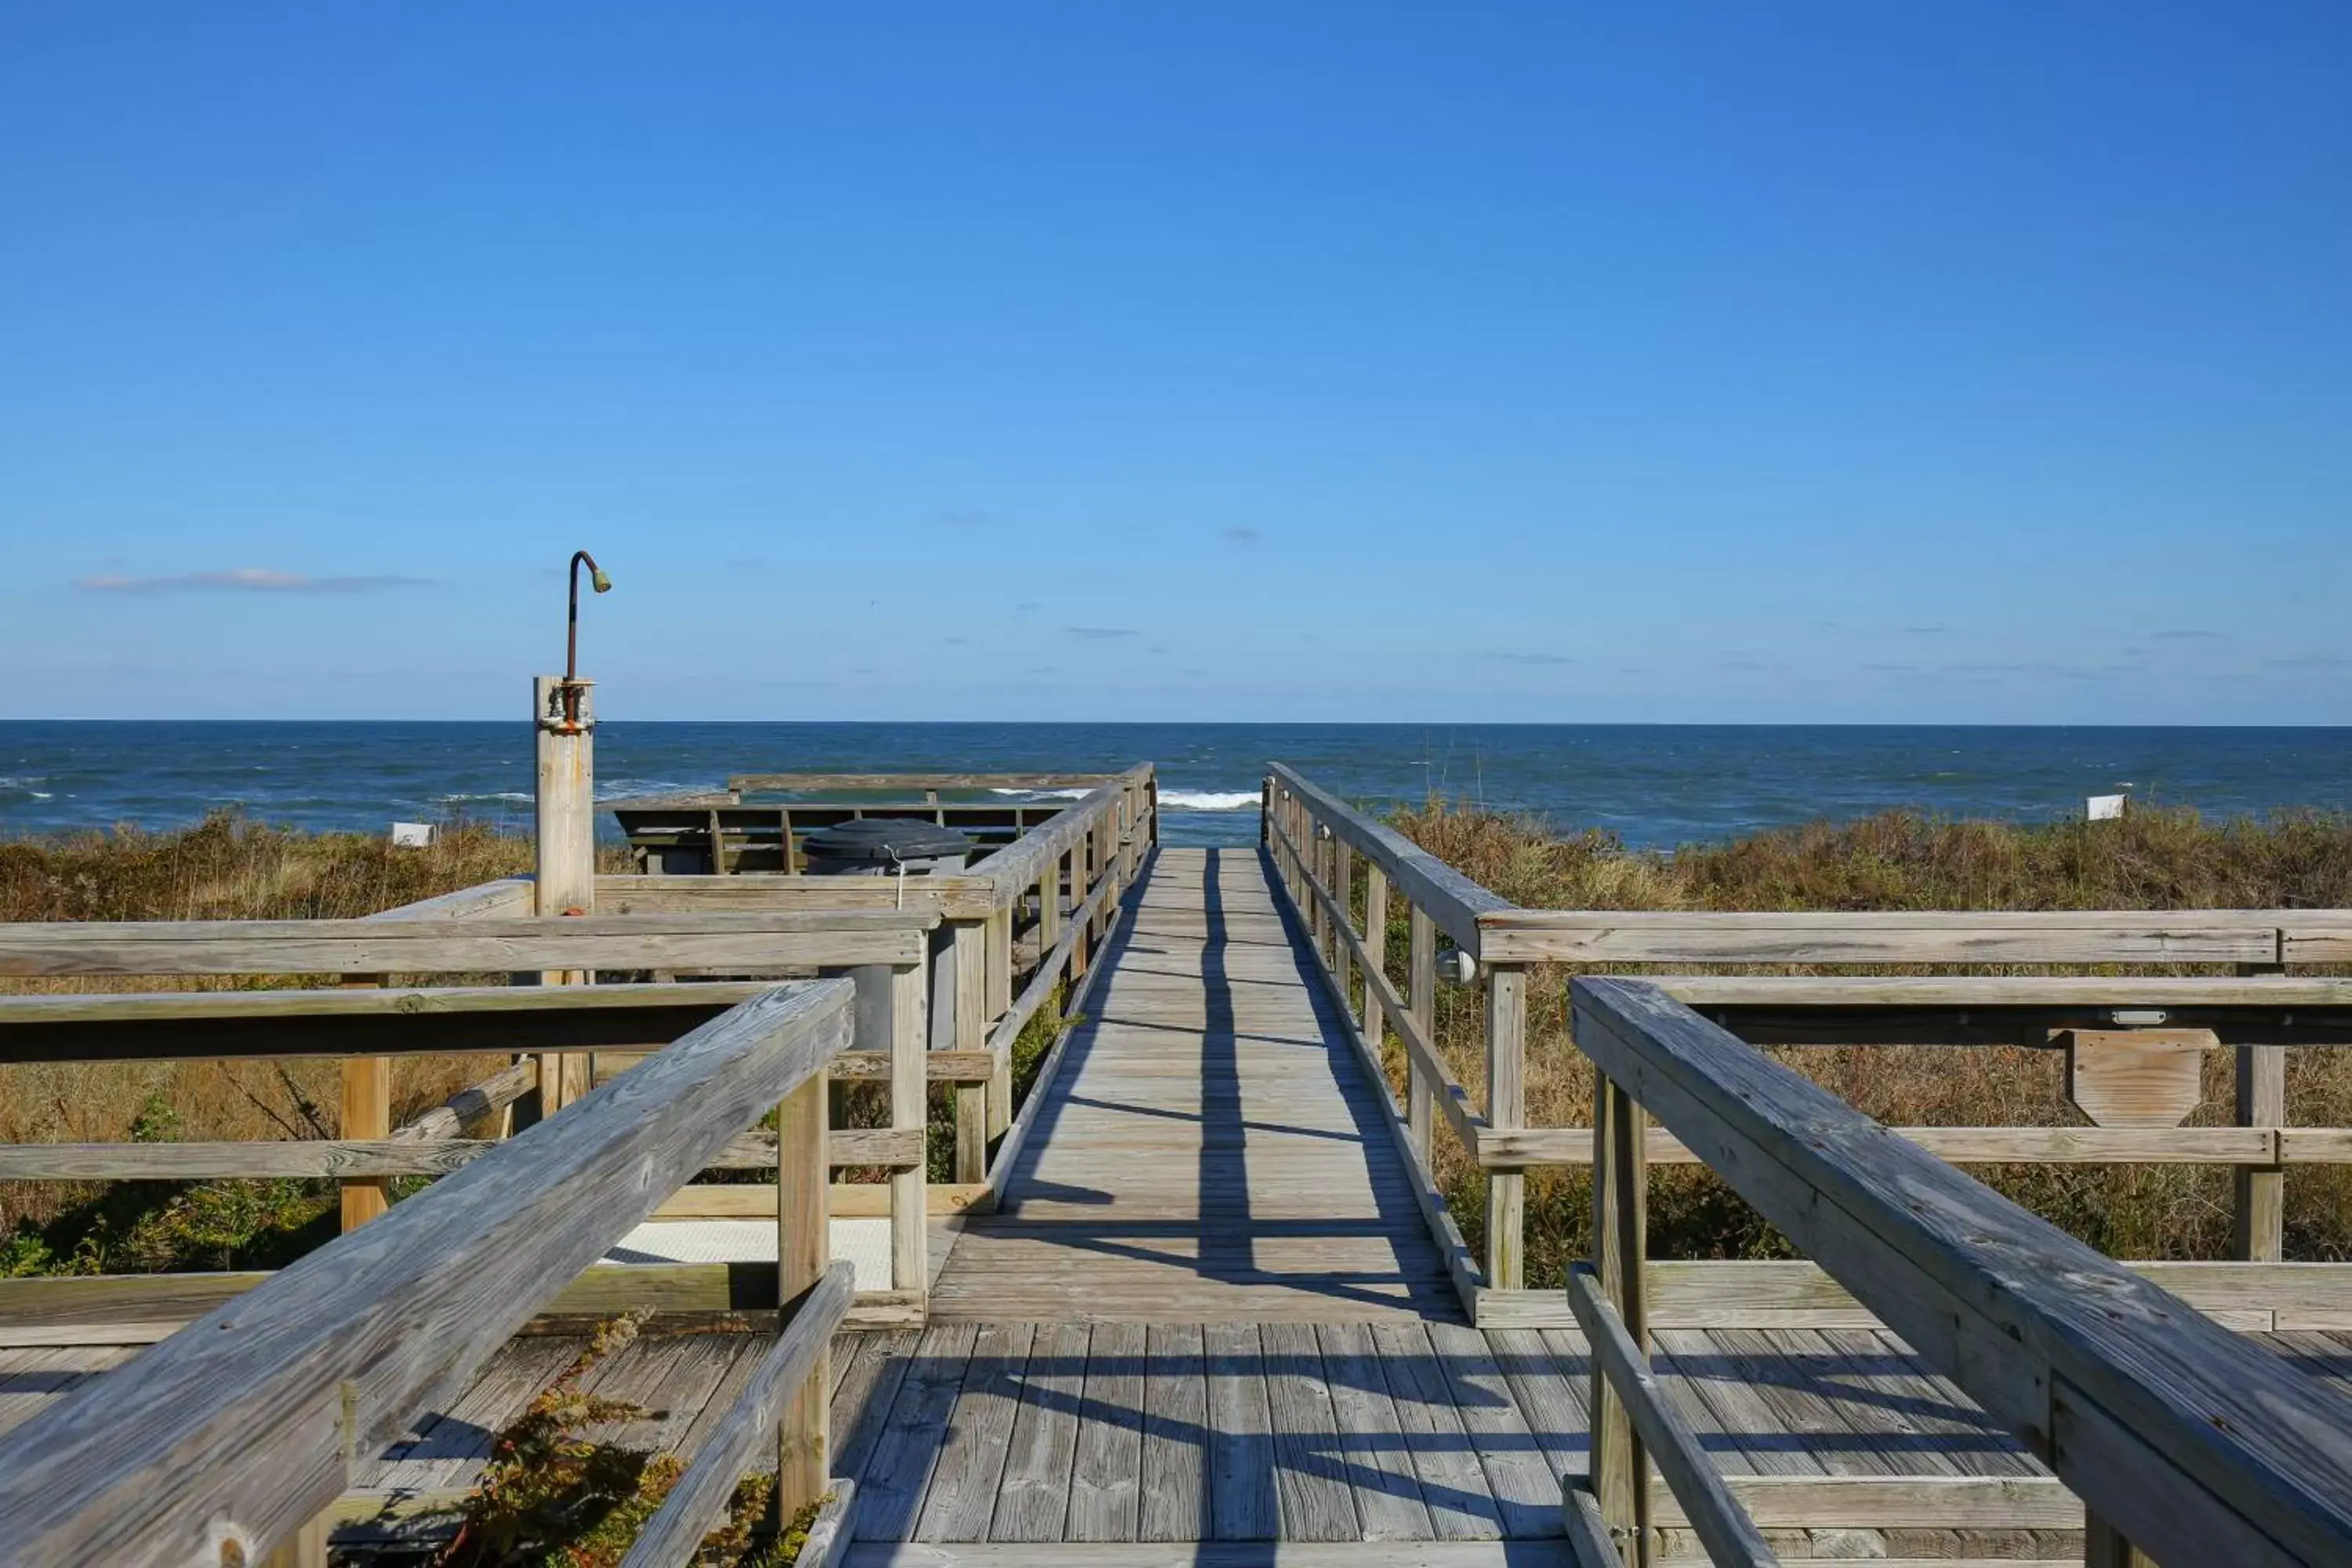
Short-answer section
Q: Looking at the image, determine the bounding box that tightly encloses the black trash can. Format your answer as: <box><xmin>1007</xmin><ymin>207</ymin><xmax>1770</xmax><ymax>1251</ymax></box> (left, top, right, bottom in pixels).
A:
<box><xmin>800</xmin><ymin>818</ymin><xmax>975</xmax><ymax>877</ymax></box>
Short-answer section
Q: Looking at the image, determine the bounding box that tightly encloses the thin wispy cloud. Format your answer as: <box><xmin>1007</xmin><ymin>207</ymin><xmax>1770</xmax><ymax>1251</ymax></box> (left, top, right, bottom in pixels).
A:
<box><xmin>935</xmin><ymin>510</ymin><xmax>991</xmax><ymax>528</ymax></box>
<box><xmin>76</xmin><ymin>568</ymin><xmax>434</xmax><ymax>595</ymax></box>
<box><xmin>2151</xmin><ymin>629</ymin><xmax>2227</xmax><ymax>641</ymax></box>
<box><xmin>1220</xmin><ymin>527</ymin><xmax>1259</xmax><ymax>545</ymax></box>
<box><xmin>1486</xmin><ymin>651</ymin><xmax>1573</xmax><ymax>666</ymax></box>
<box><xmin>1062</xmin><ymin>626</ymin><xmax>1140</xmax><ymax>640</ymax></box>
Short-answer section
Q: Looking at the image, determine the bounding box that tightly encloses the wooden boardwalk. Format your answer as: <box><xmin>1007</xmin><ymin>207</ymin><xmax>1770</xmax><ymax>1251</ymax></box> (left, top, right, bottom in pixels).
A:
<box><xmin>933</xmin><ymin>848</ymin><xmax>1458</xmax><ymax>1323</ymax></box>
<box><xmin>22</xmin><ymin>846</ymin><xmax>2352</xmax><ymax>1558</ymax></box>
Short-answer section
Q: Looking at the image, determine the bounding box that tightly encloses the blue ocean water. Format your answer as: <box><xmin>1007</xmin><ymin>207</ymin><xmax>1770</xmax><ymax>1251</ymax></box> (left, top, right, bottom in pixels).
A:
<box><xmin>2</xmin><ymin>722</ymin><xmax>2350</xmax><ymax>851</ymax></box>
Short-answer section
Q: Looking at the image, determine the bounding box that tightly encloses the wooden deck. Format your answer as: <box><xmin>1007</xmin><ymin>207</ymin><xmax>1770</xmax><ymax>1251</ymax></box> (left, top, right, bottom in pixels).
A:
<box><xmin>933</xmin><ymin>847</ymin><xmax>1458</xmax><ymax>1323</ymax></box>
<box><xmin>16</xmin><ymin>1321</ymin><xmax>2352</xmax><ymax>1557</ymax></box>
<box><xmin>18</xmin><ymin>846</ymin><xmax>2352</xmax><ymax>1559</ymax></box>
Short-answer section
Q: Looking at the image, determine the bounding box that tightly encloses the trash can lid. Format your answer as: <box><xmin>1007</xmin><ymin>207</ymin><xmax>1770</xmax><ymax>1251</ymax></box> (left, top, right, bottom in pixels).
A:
<box><xmin>800</xmin><ymin>818</ymin><xmax>975</xmax><ymax>864</ymax></box>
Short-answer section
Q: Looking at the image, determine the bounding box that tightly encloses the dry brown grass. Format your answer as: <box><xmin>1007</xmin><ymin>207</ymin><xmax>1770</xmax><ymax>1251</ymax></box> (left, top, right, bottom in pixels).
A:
<box><xmin>1372</xmin><ymin>800</ymin><xmax>2352</xmax><ymax>1287</ymax></box>
<box><xmin>0</xmin><ymin>811</ymin><xmax>571</xmax><ymax>1246</ymax></box>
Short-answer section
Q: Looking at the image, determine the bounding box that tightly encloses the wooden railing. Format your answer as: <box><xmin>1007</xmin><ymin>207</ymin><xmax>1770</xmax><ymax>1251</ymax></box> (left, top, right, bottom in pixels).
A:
<box><xmin>0</xmin><ymin>907</ymin><xmax>938</xmax><ymax>1330</ymax></box>
<box><xmin>599</xmin><ymin>763</ymin><xmax>1157</xmax><ymax>1192</ymax></box>
<box><xmin>1262</xmin><ymin>764</ymin><xmax>2352</xmax><ymax>1331</ymax></box>
<box><xmin>0</xmin><ymin>978</ymin><xmax>858</xmax><ymax>1568</ymax></box>
<box><xmin>1565</xmin><ymin>976</ymin><xmax>2352</xmax><ymax>1567</ymax></box>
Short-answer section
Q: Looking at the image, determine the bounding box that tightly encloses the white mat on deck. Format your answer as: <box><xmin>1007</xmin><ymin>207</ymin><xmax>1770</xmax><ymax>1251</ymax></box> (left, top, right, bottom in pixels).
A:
<box><xmin>597</xmin><ymin>1218</ymin><xmax>891</xmax><ymax>1292</ymax></box>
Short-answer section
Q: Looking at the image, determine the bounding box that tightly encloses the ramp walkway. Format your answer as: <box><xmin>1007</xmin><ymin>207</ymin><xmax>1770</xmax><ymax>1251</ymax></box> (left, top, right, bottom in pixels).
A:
<box><xmin>933</xmin><ymin>846</ymin><xmax>1458</xmax><ymax>1323</ymax></box>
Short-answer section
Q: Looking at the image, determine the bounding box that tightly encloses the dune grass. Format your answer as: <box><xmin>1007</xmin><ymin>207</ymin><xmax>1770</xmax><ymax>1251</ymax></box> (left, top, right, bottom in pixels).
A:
<box><xmin>0</xmin><ymin>811</ymin><xmax>559</xmax><ymax>1265</ymax></box>
<box><xmin>1373</xmin><ymin>800</ymin><xmax>2352</xmax><ymax>1287</ymax></box>
<box><xmin>12</xmin><ymin>800</ymin><xmax>2352</xmax><ymax>1284</ymax></box>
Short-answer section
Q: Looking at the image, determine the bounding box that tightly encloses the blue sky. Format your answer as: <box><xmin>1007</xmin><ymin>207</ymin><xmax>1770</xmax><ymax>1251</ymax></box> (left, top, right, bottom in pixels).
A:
<box><xmin>2</xmin><ymin>5</ymin><xmax>2347</xmax><ymax>723</ymax></box>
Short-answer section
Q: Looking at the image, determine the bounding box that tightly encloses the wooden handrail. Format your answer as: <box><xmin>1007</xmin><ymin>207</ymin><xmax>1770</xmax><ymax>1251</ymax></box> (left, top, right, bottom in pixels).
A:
<box><xmin>724</xmin><ymin>770</ymin><xmax>1123</xmax><ymax>792</ymax></box>
<box><xmin>615</xmin><ymin>1262</ymin><xmax>854</xmax><ymax>1566</ymax></box>
<box><xmin>967</xmin><ymin>764</ymin><xmax>1153</xmax><ymax>902</ymax></box>
<box><xmin>1477</xmin><ymin>907</ymin><xmax>2303</xmax><ymax>965</ymax></box>
<box><xmin>1267</xmin><ymin>762</ymin><xmax>1509</xmax><ymax>954</ymax></box>
<box><xmin>0</xmin><ymin>910</ymin><xmax>932</xmax><ymax>978</ymax></box>
<box><xmin>1567</xmin><ymin>1264</ymin><xmax>1777</xmax><ymax>1566</ymax></box>
<box><xmin>0</xmin><ymin>1125</ymin><xmax>923</xmax><ymax>1181</ymax></box>
<box><xmin>0</xmin><ymin>978</ymin><xmax>856</xmax><ymax>1566</ymax></box>
<box><xmin>1570</xmin><ymin>975</ymin><xmax>2352</xmax><ymax>1566</ymax></box>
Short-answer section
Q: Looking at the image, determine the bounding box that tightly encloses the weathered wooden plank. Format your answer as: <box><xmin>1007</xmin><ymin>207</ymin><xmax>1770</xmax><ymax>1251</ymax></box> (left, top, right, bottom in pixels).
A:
<box><xmin>1138</xmin><ymin>1323</ymin><xmax>1209</xmax><ymax>1542</ymax></box>
<box><xmin>915</xmin><ymin>1322</ymin><xmax>1033</xmax><ymax>1541</ymax></box>
<box><xmin>837</xmin><ymin>1548</ymin><xmax>1579</xmax><ymax>1566</ymax></box>
<box><xmin>1368</xmin><ymin>1323</ymin><xmax>1502</xmax><ymax>1541</ymax></box>
<box><xmin>1424</xmin><ymin>1320</ymin><xmax>1561</xmax><ymax>1539</ymax></box>
<box><xmin>598</xmin><ymin>874</ymin><xmax>998</xmax><ymax>921</ymax></box>
<box><xmin>1569</xmin><ymin>1269</ymin><xmax>1776</xmax><ymax>1566</ymax></box>
<box><xmin>1480</xmin><ymin>1258</ymin><xmax>2352</xmax><ymax>1331</ymax></box>
<box><xmin>617</xmin><ymin>1263</ymin><xmax>853</xmax><ymax>1568</ymax></box>
<box><xmin>0</xmin><ymin>913</ymin><xmax>931</xmax><ymax>977</ymax></box>
<box><xmin>365</xmin><ymin>1334</ymin><xmax>579</xmax><ymax>1491</ymax></box>
<box><xmin>1261</xmin><ymin>1322</ymin><xmax>1357</xmax><ymax>1542</ymax></box>
<box><xmin>800</xmin><ymin>1479</ymin><xmax>862</xmax><ymax>1568</ymax></box>
<box><xmin>0</xmin><ymin>978</ymin><xmax>856</xmax><ymax>1568</ymax></box>
<box><xmin>1068</xmin><ymin>1322</ymin><xmax>1147</xmax><ymax>1542</ymax></box>
<box><xmin>1572</xmin><ymin>976</ymin><xmax>2352</xmax><ymax>1567</ymax></box>
<box><xmin>831</xmin><ymin>1330</ymin><xmax>920</xmax><ymax>1489</ymax></box>
<box><xmin>1204</xmin><ymin>1322</ymin><xmax>1278</xmax><ymax>1541</ymax></box>
<box><xmin>855</xmin><ymin>1321</ymin><xmax>982</xmax><ymax>1541</ymax></box>
<box><xmin>1483</xmin><ymin>910</ymin><xmax>2281</xmax><ymax>965</ymax></box>
<box><xmin>991</xmin><ymin>1323</ymin><xmax>1088</xmax><ymax>1543</ymax></box>
<box><xmin>1481</xmin><ymin>1327</ymin><xmax>1590</xmax><ymax>1504</ymax></box>
<box><xmin>1316</xmin><ymin>1322</ymin><xmax>1431</xmax><ymax>1541</ymax></box>
<box><xmin>1479</xmin><ymin>1120</ymin><xmax>2295</xmax><ymax>1169</ymax></box>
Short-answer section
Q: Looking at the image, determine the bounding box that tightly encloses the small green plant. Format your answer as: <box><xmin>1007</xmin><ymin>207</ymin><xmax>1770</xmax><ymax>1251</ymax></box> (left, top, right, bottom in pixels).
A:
<box><xmin>437</xmin><ymin>1313</ymin><xmax>804</xmax><ymax>1567</ymax></box>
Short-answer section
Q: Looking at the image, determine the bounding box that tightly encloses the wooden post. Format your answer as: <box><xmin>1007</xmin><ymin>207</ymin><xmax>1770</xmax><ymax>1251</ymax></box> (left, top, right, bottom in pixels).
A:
<box><xmin>889</xmin><ymin>960</ymin><xmax>928</xmax><ymax>1294</ymax></box>
<box><xmin>775</xmin><ymin>1071</ymin><xmax>829</xmax><ymax>1515</ymax></box>
<box><xmin>2235</xmin><ymin>963</ymin><xmax>2288</xmax><ymax>1262</ymax></box>
<box><xmin>1308</xmin><ymin>819</ymin><xmax>1330</xmax><ymax>956</ymax></box>
<box><xmin>1330</xmin><ymin>838</ymin><xmax>1355</xmax><ymax>1018</ymax></box>
<box><xmin>1486</xmin><ymin>964</ymin><xmax>1526</xmax><ymax>1290</ymax></box>
<box><xmin>950</xmin><ymin>920</ymin><xmax>988</xmax><ymax>1183</ymax></box>
<box><xmin>985</xmin><ymin>906</ymin><xmax>1014</xmax><ymax>1138</ymax></box>
<box><xmin>1040</xmin><ymin>859</ymin><xmax>1062</xmax><ymax>954</ymax></box>
<box><xmin>1362</xmin><ymin>866</ymin><xmax>1389</xmax><ymax>1062</ymax></box>
<box><xmin>1408</xmin><ymin>903</ymin><xmax>1436</xmax><ymax>1165</ymax></box>
<box><xmin>258</xmin><ymin>1509</ymin><xmax>330</xmax><ymax>1568</ymax></box>
<box><xmin>533</xmin><ymin>673</ymin><xmax>596</xmax><ymax>1115</ymax></box>
<box><xmin>2085</xmin><ymin>1514</ymin><xmax>2153</xmax><ymax>1567</ymax></box>
<box><xmin>855</xmin><ymin>961</ymin><xmax>929</xmax><ymax>1297</ymax></box>
<box><xmin>1261</xmin><ymin>777</ymin><xmax>1273</xmax><ymax>846</ymax></box>
<box><xmin>1068</xmin><ymin>840</ymin><xmax>1091</xmax><ymax>981</ymax></box>
<box><xmin>1591</xmin><ymin>1073</ymin><xmax>1650</xmax><ymax>1559</ymax></box>
<box><xmin>339</xmin><ymin>1051</ymin><xmax>390</xmax><ymax>1230</ymax></box>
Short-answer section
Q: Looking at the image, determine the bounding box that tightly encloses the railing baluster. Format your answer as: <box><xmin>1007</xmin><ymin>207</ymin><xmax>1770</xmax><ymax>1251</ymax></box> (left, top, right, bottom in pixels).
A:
<box><xmin>2085</xmin><ymin>1515</ymin><xmax>2154</xmax><ymax>1567</ymax></box>
<box><xmin>775</xmin><ymin>1068</ymin><xmax>829</xmax><ymax>1515</ymax></box>
<box><xmin>1363</xmin><ymin>864</ymin><xmax>1389</xmax><ymax>1075</ymax></box>
<box><xmin>1590</xmin><ymin>1070</ymin><xmax>1650</xmax><ymax>1557</ymax></box>
<box><xmin>1486</xmin><ymin>963</ymin><xmax>1527</xmax><ymax>1290</ymax></box>
<box><xmin>1332</xmin><ymin>836</ymin><xmax>1356</xmax><ymax>1011</ymax></box>
<box><xmin>1408</xmin><ymin>902</ymin><xmax>1436</xmax><ymax>1165</ymax></box>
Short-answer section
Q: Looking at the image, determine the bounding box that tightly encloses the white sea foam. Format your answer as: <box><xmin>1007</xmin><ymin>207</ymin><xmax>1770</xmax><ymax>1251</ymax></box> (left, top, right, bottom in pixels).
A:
<box><xmin>1159</xmin><ymin>789</ymin><xmax>1260</xmax><ymax>811</ymax></box>
<box><xmin>991</xmin><ymin>787</ymin><xmax>1092</xmax><ymax>800</ymax></box>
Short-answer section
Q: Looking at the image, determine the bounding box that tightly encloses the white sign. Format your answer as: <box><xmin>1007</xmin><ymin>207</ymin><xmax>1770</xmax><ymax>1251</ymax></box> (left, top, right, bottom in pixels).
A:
<box><xmin>2086</xmin><ymin>794</ymin><xmax>2127</xmax><ymax>822</ymax></box>
<box><xmin>390</xmin><ymin>822</ymin><xmax>436</xmax><ymax>848</ymax></box>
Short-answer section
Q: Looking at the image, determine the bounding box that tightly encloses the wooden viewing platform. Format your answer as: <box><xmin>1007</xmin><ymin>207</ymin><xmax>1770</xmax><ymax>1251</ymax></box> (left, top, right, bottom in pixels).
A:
<box><xmin>4</xmin><ymin>744</ymin><xmax>2352</xmax><ymax>1564</ymax></box>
